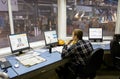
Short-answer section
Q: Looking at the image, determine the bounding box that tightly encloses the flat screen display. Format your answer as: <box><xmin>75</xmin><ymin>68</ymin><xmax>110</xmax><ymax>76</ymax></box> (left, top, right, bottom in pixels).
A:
<box><xmin>9</xmin><ymin>33</ymin><xmax>30</xmax><ymax>53</ymax></box>
<box><xmin>44</xmin><ymin>30</ymin><xmax>58</xmax><ymax>45</ymax></box>
<box><xmin>89</xmin><ymin>27</ymin><xmax>103</xmax><ymax>42</ymax></box>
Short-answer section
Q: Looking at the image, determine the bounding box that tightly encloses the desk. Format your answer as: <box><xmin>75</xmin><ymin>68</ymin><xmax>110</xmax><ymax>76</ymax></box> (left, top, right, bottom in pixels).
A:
<box><xmin>6</xmin><ymin>51</ymin><xmax>66</xmax><ymax>79</ymax></box>
<box><xmin>92</xmin><ymin>44</ymin><xmax>110</xmax><ymax>50</ymax></box>
<box><xmin>91</xmin><ymin>41</ymin><xmax>110</xmax><ymax>50</ymax></box>
<box><xmin>5</xmin><ymin>42</ymin><xmax>110</xmax><ymax>79</ymax></box>
<box><xmin>7</xmin><ymin>52</ymin><xmax>61</xmax><ymax>74</ymax></box>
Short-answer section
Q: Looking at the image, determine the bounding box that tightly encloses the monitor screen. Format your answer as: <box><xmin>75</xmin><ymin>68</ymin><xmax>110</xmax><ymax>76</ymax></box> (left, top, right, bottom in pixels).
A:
<box><xmin>9</xmin><ymin>33</ymin><xmax>30</xmax><ymax>54</ymax></box>
<box><xmin>44</xmin><ymin>30</ymin><xmax>58</xmax><ymax>46</ymax></box>
<box><xmin>89</xmin><ymin>27</ymin><xmax>103</xmax><ymax>42</ymax></box>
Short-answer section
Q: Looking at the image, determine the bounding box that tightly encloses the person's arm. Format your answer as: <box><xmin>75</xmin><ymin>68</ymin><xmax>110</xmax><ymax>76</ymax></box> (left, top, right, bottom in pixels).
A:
<box><xmin>89</xmin><ymin>42</ymin><xmax>94</xmax><ymax>51</ymax></box>
<box><xmin>61</xmin><ymin>44</ymin><xmax>76</xmax><ymax>58</ymax></box>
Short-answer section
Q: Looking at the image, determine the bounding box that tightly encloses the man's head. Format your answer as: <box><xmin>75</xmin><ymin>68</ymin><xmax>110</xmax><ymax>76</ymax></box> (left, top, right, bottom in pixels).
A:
<box><xmin>72</xmin><ymin>29</ymin><xmax>83</xmax><ymax>40</ymax></box>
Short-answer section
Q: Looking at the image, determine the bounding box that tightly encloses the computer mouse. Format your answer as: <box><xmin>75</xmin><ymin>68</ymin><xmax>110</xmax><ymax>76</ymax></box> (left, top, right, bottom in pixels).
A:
<box><xmin>14</xmin><ymin>63</ymin><xmax>19</xmax><ymax>68</ymax></box>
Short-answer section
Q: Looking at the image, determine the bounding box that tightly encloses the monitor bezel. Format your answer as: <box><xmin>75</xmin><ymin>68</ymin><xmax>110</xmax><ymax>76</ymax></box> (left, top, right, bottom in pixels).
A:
<box><xmin>43</xmin><ymin>30</ymin><xmax>58</xmax><ymax>46</ymax></box>
<box><xmin>8</xmin><ymin>33</ymin><xmax>30</xmax><ymax>54</ymax></box>
<box><xmin>88</xmin><ymin>27</ymin><xmax>103</xmax><ymax>42</ymax></box>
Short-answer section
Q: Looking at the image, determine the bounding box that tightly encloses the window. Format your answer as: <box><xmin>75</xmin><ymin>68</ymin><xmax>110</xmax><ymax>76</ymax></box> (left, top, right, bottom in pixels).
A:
<box><xmin>0</xmin><ymin>0</ymin><xmax>58</xmax><ymax>49</ymax></box>
<box><xmin>0</xmin><ymin>0</ymin><xmax>118</xmax><ymax>49</ymax></box>
<box><xmin>0</xmin><ymin>1</ymin><xmax>10</xmax><ymax>48</ymax></box>
<box><xmin>13</xmin><ymin>0</ymin><xmax>58</xmax><ymax>43</ymax></box>
<box><xmin>66</xmin><ymin>0</ymin><xmax>117</xmax><ymax>37</ymax></box>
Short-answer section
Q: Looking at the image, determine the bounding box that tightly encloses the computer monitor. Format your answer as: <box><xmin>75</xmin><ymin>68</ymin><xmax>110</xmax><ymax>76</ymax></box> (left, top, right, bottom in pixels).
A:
<box><xmin>8</xmin><ymin>33</ymin><xmax>30</xmax><ymax>54</ymax></box>
<box><xmin>44</xmin><ymin>30</ymin><xmax>58</xmax><ymax>53</ymax></box>
<box><xmin>89</xmin><ymin>27</ymin><xmax>103</xmax><ymax>42</ymax></box>
<box><xmin>44</xmin><ymin>30</ymin><xmax>58</xmax><ymax>45</ymax></box>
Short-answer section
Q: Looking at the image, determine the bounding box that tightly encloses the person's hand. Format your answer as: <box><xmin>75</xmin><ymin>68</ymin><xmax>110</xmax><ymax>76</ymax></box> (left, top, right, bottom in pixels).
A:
<box><xmin>61</xmin><ymin>49</ymin><xmax>67</xmax><ymax>58</ymax></box>
<box><xmin>62</xmin><ymin>45</ymin><xmax>67</xmax><ymax>55</ymax></box>
<box><xmin>62</xmin><ymin>48</ymin><xmax>67</xmax><ymax>53</ymax></box>
<box><xmin>63</xmin><ymin>45</ymin><xmax>67</xmax><ymax>49</ymax></box>
<box><xmin>66</xmin><ymin>39</ymin><xmax>73</xmax><ymax>45</ymax></box>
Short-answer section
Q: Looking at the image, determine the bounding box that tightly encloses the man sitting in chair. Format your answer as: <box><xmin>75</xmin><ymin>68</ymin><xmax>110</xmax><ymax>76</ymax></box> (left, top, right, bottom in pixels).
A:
<box><xmin>60</xmin><ymin>29</ymin><xmax>94</xmax><ymax>79</ymax></box>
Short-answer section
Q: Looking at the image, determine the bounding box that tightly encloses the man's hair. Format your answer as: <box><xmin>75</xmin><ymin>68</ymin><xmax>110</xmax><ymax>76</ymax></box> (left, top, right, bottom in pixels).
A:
<box><xmin>73</xmin><ymin>29</ymin><xmax>83</xmax><ymax>40</ymax></box>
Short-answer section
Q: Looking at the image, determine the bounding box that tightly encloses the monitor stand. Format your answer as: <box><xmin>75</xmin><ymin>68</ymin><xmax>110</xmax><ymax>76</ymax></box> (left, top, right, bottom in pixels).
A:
<box><xmin>19</xmin><ymin>51</ymin><xmax>24</xmax><ymax>54</ymax></box>
<box><xmin>49</xmin><ymin>45</ymin><xmax>52</xmax><ymax>53</ymax></box>
<box><xmin>15</xmin><ymin>51</ymin><xmax>25</xmax><ymax>56</ymax></box>
<box><xmin>94</xmin><ymin>39</ymin><xmax>102</xmax><ymax>42</ymax></box>
<box><xmin>90</xmin><ymin>39</ymin><xmax>103</xmax><ymax>42</ymax></box>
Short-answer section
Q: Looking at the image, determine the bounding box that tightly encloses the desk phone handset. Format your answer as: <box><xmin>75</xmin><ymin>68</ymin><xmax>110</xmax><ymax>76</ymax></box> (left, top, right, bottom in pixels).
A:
<box><xmin>0</xmin><ymin>72</ymin><xmax>9</xmax><ymax>79</ymax></box>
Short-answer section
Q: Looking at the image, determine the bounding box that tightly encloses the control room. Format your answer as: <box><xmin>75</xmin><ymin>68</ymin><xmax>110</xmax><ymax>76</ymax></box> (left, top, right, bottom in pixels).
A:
<box><xmin>0</xmin><ymin>0</ymin><xmax>120</xmax><ymax>79</ymax></box>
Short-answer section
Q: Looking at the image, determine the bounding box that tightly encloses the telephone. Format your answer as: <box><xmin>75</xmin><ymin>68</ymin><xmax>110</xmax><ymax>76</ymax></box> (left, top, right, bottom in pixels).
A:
<box><xmin>0</xmin><ymin>61</ymin><xmax>12</xmax><ymax>72</ymax></box>
<box><xmin>0</xmin><ymin>72</ymin><xmax>9</xmax><ymax>79</ymax></box>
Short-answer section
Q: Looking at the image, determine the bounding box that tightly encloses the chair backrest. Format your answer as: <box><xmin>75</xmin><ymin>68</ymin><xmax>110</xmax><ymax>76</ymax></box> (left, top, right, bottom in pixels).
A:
<box><xmin>85</xmin><ymin>48</ymin><xmax>104</xmax><ymax>73</ymax></box>
<box><xmin>110</xmin><ymin>40</ymin><xmax>120</xmax><ymax>69</ymax></box>
<box><xmin>110</xmin><ymin>40</ymin><xmax>120</xmax><ymax>58</ymax></box>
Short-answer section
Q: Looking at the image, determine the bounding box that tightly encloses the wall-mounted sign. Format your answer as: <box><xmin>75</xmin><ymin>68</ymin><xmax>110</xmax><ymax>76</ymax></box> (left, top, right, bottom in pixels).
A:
<box><xmin>0</xmin><ymin>0</ymin><xmax>18</xmax><ymax>11</ymax></box>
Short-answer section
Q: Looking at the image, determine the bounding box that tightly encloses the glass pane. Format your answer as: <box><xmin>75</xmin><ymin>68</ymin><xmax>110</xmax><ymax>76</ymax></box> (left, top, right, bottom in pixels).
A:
<box><xmin>0</xmin><ymin>3</ymin><xmax>10</xmax><ymax>48</ymax></box>
<box><xmin>13</xmin><ymin>0</ymin><xmax>57</xmax><ymax>43</ymax></box>
<box><xmin>67</xmin><ymin>0</ymin><xmax>117</xmax><ymax>37</ymax></box>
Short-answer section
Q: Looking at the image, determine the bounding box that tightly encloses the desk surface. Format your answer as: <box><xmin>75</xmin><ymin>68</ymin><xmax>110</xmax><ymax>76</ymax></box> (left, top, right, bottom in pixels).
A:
<box><xmin>91</xmin><ymin>41</ymin><xmax>110</xmax><ymax>50</ymax></box>
<box><xmin>5</xmin><ymin>42</ymin><xmax>110</xmax><ymax>78</ymax></box>
<box><xmin>92</xmin><ymin>44</ymin><xmax>110</xmax><ymax>50</ymax></box>
<box><xmin>7</xmin><ymin>51</ymin><xmax>62</xmax><ymax>76</ymax></box>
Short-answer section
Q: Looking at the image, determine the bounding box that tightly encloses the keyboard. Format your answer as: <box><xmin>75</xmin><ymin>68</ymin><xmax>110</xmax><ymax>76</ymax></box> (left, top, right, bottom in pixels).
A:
<box><xmin>16</xmin><ymin>53</ymin><xmax>46</xmax><ymax>66</ymax></box>
<box><xmin>52</xmin><ymin>46</ymin><xmax>63</xmax><ymax>53</ymax></box>
<box><xmin>16</xmin><ymin>54</ymin><xmax>34</xmax><ymax>61</ymax></box>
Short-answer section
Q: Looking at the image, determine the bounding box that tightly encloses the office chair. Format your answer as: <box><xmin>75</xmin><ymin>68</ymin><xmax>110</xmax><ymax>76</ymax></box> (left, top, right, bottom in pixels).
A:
<box><xmin>110</xmin><ymin>39</ymin><xmax>120</xmax><ymax>70</ymax></box>
<box><xmin>67</xmin><ymin>48</ymin><xmax>104</xmax><ymax>79</ymax></box>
